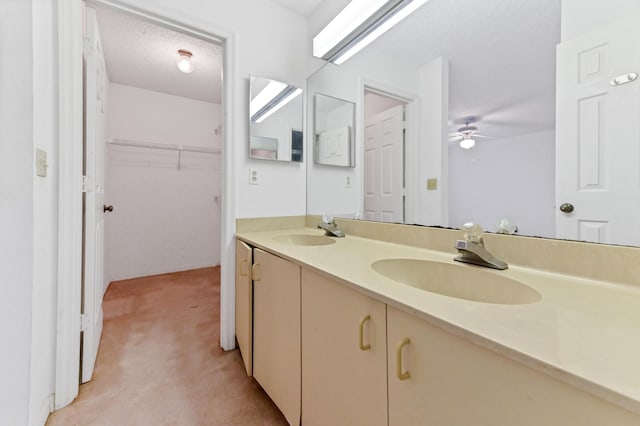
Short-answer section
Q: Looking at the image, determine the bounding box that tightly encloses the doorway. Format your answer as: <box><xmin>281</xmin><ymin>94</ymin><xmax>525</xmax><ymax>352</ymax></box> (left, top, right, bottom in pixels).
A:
<box><xmin>56</xmin><ymin>0</ymin><xmax>235</xmax><ymax>410</ymax></box>
<box><xmin>362</xmin><ymin>88</ymin><xmax>410</xmax><ymax>223</ymax></box>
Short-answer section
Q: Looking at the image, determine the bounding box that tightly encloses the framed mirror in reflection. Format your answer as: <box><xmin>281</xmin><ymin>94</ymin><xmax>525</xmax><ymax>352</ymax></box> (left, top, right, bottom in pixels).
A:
<box><xmin>306</xmin><ymin>0</ymin><xmax>640</xmax><ymax>247</ymax></box>
<box><xmin>314</xmin><ymin>93</ymin><xmax>355</xmax><ymax>167</ymax></box>
<box><xmin>249</xmin><ymin>75</ymin><xmax>303</xmax><ymax>162</ymax></box>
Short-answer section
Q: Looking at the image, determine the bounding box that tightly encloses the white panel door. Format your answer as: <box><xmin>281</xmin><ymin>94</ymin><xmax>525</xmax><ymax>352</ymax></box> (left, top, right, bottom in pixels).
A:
<box><xmin>364</xmin><ymin>105</ymin><xmax>404</xmax><ymax>222</ymax></box>
<box><xmin>82</xmin><ymin>7</ymin><xmax>107</xmax><ymax>383</ymax></box>
<box><xmin>556</xmin><ymin>15</ymin><xmax>640</xmax><ymax>245</ymax></box>
<box><xmin>317</xmin><ymin>125</ymin><xmax>352</xmax><ymax>166</ymax></box>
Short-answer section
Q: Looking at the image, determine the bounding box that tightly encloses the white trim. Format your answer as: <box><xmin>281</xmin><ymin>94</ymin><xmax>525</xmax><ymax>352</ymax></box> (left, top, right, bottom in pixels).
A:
<box><xmin>219</xmin><ymin>32</ymin><xmax>238</xmax><ymax>351</ymax></box>
<box><xmin>358</xmin><ymin>78</ymin><xmax>419</xmax><ymax>224</ymax></box>
<box><xmin>55</xmin><ymin>0</ymin><xmax>84</xmax><ymax>410</ymax></box>
<box><xmin>55</xmin><ymin>0</ymin><xmax>238</xmax><ymax>410</ymax></box>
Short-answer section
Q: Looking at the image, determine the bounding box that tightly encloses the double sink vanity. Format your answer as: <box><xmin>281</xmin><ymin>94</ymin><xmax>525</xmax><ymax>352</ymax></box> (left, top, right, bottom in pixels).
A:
<box><xmin>235</xmin><ymin>216</ymin><xmax>640</xmax><ymax>425</ymax></box>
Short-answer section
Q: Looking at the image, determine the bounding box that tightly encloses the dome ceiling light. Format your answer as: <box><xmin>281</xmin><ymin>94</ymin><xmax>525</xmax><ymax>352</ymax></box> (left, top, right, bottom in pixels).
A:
<box><xmin>177</xmin><ymin>49</ymin><xmax>194</xmax><ymax>74</ymax></box>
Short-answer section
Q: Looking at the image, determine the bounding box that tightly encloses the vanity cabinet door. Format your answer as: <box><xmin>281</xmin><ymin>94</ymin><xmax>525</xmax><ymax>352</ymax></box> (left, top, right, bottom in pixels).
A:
<box><xmin>252</xmin><ymin>249</ymin><xmax>301</xmax><ymax>426</ymax></box>
<box><xmin>235</xmin><ymin>239</ymin><xmax>253</xmax><ymax>376</ymax></box>
<box><xmin>387</xmin><ymin>305</ymin><xmax>640</xmax><ymax>426</ymax></box>
<box><xmin>301</xmin><ymin>269</ymin><xmax>387</xmax><ymax>426</ymax></box>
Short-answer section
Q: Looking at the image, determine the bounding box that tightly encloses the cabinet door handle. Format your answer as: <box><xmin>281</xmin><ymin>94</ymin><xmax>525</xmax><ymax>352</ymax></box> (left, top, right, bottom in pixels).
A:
<box><xmin>238</xmin><ymin>258</ymin><xmax>248</xmax><ymax>276</ymax></box>
<box><xmin>252</xmin><ymin>263</ymin><xmax>261</xmax><ymax>281</ymax></box>
<box><xmin>358</xmin><ymin>315</ymin><xmax>371</xmax><ymax>351</ymax></box>
<box><xmin>396</xmin><ymin>337</ymin><xmax>411</xmax><ymax>381</ymax></box>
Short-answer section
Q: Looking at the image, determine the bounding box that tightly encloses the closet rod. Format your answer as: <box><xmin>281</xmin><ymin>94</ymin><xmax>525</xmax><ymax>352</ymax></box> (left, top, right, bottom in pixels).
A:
<box><xmin>108</xmin><ymin>138</ymin><xmax>221</xmax><ymax>154</ymax></box>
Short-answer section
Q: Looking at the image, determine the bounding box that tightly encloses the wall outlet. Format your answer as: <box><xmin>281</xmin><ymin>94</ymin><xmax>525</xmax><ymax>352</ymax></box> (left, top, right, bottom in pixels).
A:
<box><xmin>427</xmin><ymin>178</ymin><xmax>438</xmax><ymax>190</ymax></box>
<box><xmin>249</xmin><ymin>168</ymin><xmax>259</xmax><ymax>185</ymax></box>
<box><xmin>345</xmin><ymin>176</ymin><xmax>351</xmax><ymax>188</ymax></box>
<box><xmin>36</xmin><ymin>149</ymin><xmax>47</xmax><ymax>177</ymax></box>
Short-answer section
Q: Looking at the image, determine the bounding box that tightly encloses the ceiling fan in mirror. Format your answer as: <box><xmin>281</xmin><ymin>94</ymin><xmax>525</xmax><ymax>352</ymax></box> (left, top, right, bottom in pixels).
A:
<box><xmin>448</xmin><ymin>117</ymin><xmax>492</xmax><ymax>149</ymax></box>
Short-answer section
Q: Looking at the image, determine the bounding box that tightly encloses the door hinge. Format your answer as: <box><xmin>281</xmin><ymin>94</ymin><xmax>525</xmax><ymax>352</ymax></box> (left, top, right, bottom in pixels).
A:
<box><xmin>82</xmin><ymin>175</ymin><xmax>88</xmax><ymax>193</ymax></box>
<box><xmin>80</xmin><ymin>313</ymin><xmax>90</xmax><ymax>332</ymax></box>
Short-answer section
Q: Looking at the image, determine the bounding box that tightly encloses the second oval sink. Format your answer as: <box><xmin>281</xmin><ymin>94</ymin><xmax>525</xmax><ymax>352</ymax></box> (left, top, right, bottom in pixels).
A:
<box><xmin>371</xmin><ymin>258</ymin><xmax>541</xmax><ymax>305</ymax></box>
<box><xmin>273</xmin><ymin>234</ymin><xmax>336</xmax><ymax>246</ymax></box>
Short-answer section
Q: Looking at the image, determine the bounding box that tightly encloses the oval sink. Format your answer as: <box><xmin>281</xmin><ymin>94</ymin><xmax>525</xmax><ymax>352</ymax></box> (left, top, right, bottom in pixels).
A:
<box><xmin>371</xmin><ymin>258</ymin><xmax>541</xmax><ymax>305</ymax></box>
<box><xmin>273</xmin><ymin>234</ymin><xmax>336</xmax><ymax>246</ymax></box>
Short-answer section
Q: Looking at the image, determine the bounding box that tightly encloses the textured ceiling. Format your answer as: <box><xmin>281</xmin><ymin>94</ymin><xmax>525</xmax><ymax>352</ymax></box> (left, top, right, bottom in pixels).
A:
<box><xmin>369</xmin><ymin>0</ymin><xmax>561</xmax><ymax>140</ymax></box>
<box><xmin>93</xmin><ymin>5</ymin><xmax>222</xmax><ymax>104</ymax></box>
<box><xmin>270</xmin><ymin>0</ymin><xmax>323</xmax><ymax>16</ymax></box>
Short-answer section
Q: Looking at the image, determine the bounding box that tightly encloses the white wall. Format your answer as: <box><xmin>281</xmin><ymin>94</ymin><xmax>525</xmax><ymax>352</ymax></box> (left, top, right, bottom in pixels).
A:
<box><xmin>107</xmin><ymin>83</ymin><xmax>222</xmax><ymax>281</ymax></box>
<box><xmin>448</xmin><ymin>130</ymin><xmax>556</xmax><ymax>238</ymax></box>
<box><xmin>561</xmin><ymin>0</ymin><xmax>640</xmax><ymax>41</ymax></box>
<box><xmin>29</xmin><ymin>1</ymin><xmax>58</xmax><ymax>424</ymax></box>
<box><xmin>417</xmin><ymin>57</ymin><xmax>449</xmax><ymax>227</ymax></box>
<box><xmin>0</xmin><ymin>1</ymin><xmax>35</xmax><ymax>425</ymax></box>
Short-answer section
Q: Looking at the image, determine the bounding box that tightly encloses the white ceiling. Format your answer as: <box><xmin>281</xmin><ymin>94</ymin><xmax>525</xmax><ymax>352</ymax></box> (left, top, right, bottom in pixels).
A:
<box><xmin>270</xmin><ymin>0</ymin><xmax>324</xmax><ymax>16</ymax></box>
<box><xmin>93</xmin><ymin>5</ymin><xmax>223</xmax><ymax>104</ymax></box>
<box><xmin>368</xmin><ymin>0</ymin><xmax>561</xmax><ymax>140</ymax></box>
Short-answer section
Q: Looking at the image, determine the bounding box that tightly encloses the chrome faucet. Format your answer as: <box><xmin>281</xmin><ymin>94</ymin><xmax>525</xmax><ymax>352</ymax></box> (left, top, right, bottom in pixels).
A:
<box><xmin>454</xmin><ymin>223</ymin><xmax>507</xmax><ymax>270</ymax></box>
<box><xmin>317</xmin><ymin>214</ymin><xmax>345</xmax><ymax>237</ymax></box>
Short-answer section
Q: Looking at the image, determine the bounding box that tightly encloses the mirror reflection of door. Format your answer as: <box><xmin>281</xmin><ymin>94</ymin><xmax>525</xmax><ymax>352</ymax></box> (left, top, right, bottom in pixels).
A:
<box><xmin>363</xmin><ymin>91</ymin><xmax>407</xmax><ymax>223</ymax></box>
<box><xmin>556</xmin><ymin>15</ymin><xmax>640</xmax><ymax>246</ymax></box>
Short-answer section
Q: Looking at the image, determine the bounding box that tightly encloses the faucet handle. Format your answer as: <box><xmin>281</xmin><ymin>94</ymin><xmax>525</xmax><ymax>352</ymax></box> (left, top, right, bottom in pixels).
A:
<box><xmin>322</xmin><ymin>213</ymin><xmax>334</xmax><ymax>225</ymax></box>
<box><xmin>461</xmin><ymin>222</ymin><xmax>484</xmax><ymax>244</ymax></box>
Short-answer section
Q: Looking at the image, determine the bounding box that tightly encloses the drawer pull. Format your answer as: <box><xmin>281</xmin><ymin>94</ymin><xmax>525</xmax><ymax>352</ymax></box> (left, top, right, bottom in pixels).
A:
<box><xmin>238</xmin><ymin>258</ymin><xmax>248</xmax><ymax>276</ymax></box>
<box><xmin>396</xmin><ymin>337</ymin><xmax>411</xmax><ymax>381</ymax></box>
<box><xmin>359</xmin><ymin>315</ymin><xmax>371</xmax><ymax>351</ymax></box>
<box><xmin>252</xmin><ymin>263</ymin><xmax>261</xmax><ymax>281</ymax></box>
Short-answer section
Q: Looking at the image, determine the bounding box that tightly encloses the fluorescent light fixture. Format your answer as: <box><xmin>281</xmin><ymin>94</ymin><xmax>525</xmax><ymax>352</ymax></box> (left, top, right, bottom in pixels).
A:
<box><xmin>177</xmin><ymin>49</ymin><xmax>194</xmax><ymax>73</ymax></box>
<box><xmin>250</xmin><ymin>80</ymin><xmax>287</xmax><ymax>117</ymax></box>
<box><xmin>313</xmin><ymin>0</ymin><xmax>429</xmax><ymax>65</ymax></box>
<box><xmin>250</xmin><ymin>82</ymin><xmax>302</xmax><ymax>124</ymax></box>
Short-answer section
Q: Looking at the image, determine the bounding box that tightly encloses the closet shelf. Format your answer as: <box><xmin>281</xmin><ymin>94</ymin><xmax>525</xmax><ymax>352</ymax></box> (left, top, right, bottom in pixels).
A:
<box><xmin>108</xmin><ymin>138</ymin><xmax>221</xmax><ymax>155</ymax></box>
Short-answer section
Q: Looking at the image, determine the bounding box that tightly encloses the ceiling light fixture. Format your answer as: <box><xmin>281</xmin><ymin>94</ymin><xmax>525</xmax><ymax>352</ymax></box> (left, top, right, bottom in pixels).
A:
<box><xmin>250</xmin><ymin>80</ymin><xmax>302</xmax><ymax>124</ymax></box>
<box><xmin>459</xmin><ymin>135</ymin><xmax>476</xmax><ymax>150</ymax></box>
<box><xmin>313</xmin><ymin>0</ymin><xmax>429</xmax><ymax>65</ymax></box>
<box><xmin>177</xmin><ymin>49</ymin><xmax>194</xmax><ymax>74</ymax></box>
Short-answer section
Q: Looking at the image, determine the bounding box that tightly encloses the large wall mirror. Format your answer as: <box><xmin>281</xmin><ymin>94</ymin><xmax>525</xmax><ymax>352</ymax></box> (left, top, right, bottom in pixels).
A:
<box><xmin>306</xmin><ymin>0</ymin><xmax>640</xmax><ymax>247</ymax></box>
<box><xmin>250</xmin><ymin>75</ymin><xmax>303</xmax><ymax>162</ymax></box>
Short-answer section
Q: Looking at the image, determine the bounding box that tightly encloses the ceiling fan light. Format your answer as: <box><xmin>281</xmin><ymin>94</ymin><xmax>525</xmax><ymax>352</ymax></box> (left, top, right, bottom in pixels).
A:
<box><xmin>460</xmin><ymin>137</ymin><xmax>475</xmax><ymax>149</ymax></box>
<box><xmin>177</xmin><ymin>49</ymin><xmax>194</xmax><ymax>74</ymax></box>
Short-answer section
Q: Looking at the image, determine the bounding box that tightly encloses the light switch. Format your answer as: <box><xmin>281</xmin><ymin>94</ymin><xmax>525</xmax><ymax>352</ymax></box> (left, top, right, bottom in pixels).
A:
<box><xmin>345</xmin><ymin>176</ymin><xmax>351</xmax><ymax>188</ymax></box>
<box><xmin>36</xmin><ymin>149</ymin><xmax>47</xmax><ymax>177</ymax></box>
<box><xmin>427</xmin><ymin>178</ymin><xmax>438</xmax><ymax>190</ymax></box>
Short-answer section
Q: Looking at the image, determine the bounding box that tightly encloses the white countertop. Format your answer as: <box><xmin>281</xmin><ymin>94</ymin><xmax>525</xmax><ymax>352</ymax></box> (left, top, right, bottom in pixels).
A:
<box><xmin>236</xmin><ymin>227</ymin><xmax>640</xmax><ymax>415</ymax></box>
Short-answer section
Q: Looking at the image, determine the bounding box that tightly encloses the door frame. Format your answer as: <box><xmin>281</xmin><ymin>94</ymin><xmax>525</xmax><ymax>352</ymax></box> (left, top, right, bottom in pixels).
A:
<box><xmin>56</xmin><ymin>0</ymin><xmax>237</xmax><ymax>409</ymax></box>
<box><xmin>358</xmin><ymin>78</ymin><xmax>418</xmax><ymax>224</ymax></box>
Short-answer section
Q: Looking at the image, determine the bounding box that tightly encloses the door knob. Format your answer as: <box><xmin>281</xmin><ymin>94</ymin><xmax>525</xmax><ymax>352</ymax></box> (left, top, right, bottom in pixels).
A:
<box><xmin>559</xmin><ymin>203</ymin><xmax>574</xmax><ymax>213</ymax></box>
<box><xmin>103</xmin><ymin>205</ymin><xmax>114</xmax><ymax>212</ymax></box>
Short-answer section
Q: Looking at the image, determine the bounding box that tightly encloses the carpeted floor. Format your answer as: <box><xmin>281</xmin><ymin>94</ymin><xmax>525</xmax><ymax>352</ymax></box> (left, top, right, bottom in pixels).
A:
<box><xmin>47</xmin><ymin>266</ymin><xmax>288</xmax><ymax>426</ymax></box>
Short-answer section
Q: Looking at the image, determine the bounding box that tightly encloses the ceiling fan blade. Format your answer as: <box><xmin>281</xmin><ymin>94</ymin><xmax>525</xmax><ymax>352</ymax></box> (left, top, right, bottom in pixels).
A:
<box><xmin>448</xmin><ymin>136</ymin><xmax>463</xmax><ymax>142</ymax></box>
<box><xmin>474</xmin><ymin>134</ymin><xmax>493</xmax><ymax>139</ymax></box>
<box><xmin>448</xmin><ymin>132</ymin><xmax>462</xmax><ymax>137</ymax></box>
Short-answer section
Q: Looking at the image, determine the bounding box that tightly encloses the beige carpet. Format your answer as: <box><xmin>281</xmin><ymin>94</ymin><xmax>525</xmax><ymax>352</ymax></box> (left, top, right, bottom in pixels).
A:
<box><xmin>47</xmin><ymin>267</ymin><xmax>288</xmax><ymax>426</ymax></box>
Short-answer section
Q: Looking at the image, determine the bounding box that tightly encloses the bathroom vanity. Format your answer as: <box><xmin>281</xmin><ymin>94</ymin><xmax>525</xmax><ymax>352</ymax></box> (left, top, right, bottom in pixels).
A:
<box><xmin>235</xmin><ymin>217</ymin><xmax>640</xmax><ymax>425</ymax></box>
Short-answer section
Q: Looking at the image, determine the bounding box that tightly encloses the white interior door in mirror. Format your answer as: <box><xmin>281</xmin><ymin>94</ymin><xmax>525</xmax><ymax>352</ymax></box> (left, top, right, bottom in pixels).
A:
<box><xmin>556</xmin><ymin>15</ymin><xmax>640</xmax><ymax>246</ymax></box>
<box><xmin>364</xmin><ymin>104</ymin><xmax>405</xmax><ymax>222</ymax></box>
<box><xmin>317</xmin><ymin>125</ymin><xmax>351</xmax><ymax>166</ymax></box>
